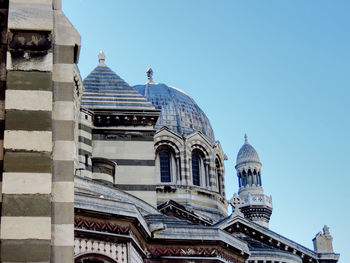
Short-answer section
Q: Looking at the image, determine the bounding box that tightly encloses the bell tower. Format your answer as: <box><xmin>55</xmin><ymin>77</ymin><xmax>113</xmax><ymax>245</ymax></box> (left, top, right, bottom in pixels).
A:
<box><xmin>235</xmin><ymin>135</ymin><xmax>273</xmax><ymax>228</ymax></box>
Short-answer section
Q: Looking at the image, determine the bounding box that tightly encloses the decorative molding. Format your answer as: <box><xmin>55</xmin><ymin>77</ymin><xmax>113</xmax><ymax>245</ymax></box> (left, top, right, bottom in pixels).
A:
<box><xmin>146</xmin><ymin>246</ymin><xmax>242</xmax><ymax>263</ymax></box>
<box><xmin>74</xmin><ymin>238</ymin><xmax>127</xmax><ymax>262</ymax></box>
<box><xmin>74</xmin><ymin>218</ymin><xmax>130</xmax><ymax>235</ymax></box>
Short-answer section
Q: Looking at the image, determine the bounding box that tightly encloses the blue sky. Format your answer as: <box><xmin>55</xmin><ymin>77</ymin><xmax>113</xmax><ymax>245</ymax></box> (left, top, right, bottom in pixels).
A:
<box><xmin>63</xmin><ymin>1</ymin><xmax>350</xmax><ymax>262</ymax></box>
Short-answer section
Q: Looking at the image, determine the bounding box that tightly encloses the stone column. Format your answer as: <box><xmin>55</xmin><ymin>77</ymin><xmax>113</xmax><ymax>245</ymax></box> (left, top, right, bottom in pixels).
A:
<box><xmin>51</xmin><ymin>3</ymin><xmax>81</xmax><ymax>262</ymax></box>
<box><xmin>1</xmin><ymin>1</ymin><xmax>54</xmax><ymax>261</ymax></box>
<box><xmin>0</xmin><ymin>0</ymin><xmax>8</xmax><ymax>247</ymax></box>
<box><xmin>0</xmin><ymin>1</ymin><xmax>80</xmax><ymax>262</ymax></box>
<box><xmin>175</xmin><ymin>154</ymin><xmax>181</xmax><ymax>184</ymax></box>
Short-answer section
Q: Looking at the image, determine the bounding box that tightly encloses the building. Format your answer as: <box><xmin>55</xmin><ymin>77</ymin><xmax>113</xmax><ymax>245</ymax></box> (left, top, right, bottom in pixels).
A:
<box><xmin>0</xmin><ymin>1</ymin><xmax>340</xmax><ymax>263</ymax></box>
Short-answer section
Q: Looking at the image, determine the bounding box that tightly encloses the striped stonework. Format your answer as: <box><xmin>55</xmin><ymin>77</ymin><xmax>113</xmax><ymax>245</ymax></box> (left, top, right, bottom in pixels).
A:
<box><xmin>51</xmin><ymin>4</ymin><xmax>81</xmax><ymax>263</ymax></box>
<box><xmin>78</xmin><ymin>108</ymin><xmax>93</xmax><ymax>178</ymax></box>
<box><xmin>1</xmin><ymin>0</ymin><xmax>54</xmax><ymax>261</ymax></box>
<box><xmin>0</xmin><ymin>0</ymin><xmax>9</xmax><ymax>243</ymax></box>
<box><xmin>0</xmin><ymin>1</ymin><xmax>80</xmax><ymax>262</ymax></box>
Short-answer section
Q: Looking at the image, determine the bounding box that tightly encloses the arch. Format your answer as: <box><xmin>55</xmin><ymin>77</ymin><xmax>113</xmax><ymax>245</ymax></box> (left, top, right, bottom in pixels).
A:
<box><xmin>189</xmin><ymin>143</ymin><xmax>210</xmax><ymax>159</ymax></box>
<box><xmin>154</xmin><ymin>139</ymin><xmax>180</xmax><ymax>156</ymax></box>
<box><xmin>155</xmin><ymin>143</ymin><xmax>178</xmax><ymax>183</ymax></box>
<box><xmin>75</xmin><ymin>253</ymin><xmax>117</xmax><ymax>263</ymax></box>
<box><xmin>191</xmin><ymin>148</ymin><xmax>206</xmax><ymax>187</ymax></box>
<box><xmin>159</xmin><ymin>150</ymin><xmax>171</xmax><ymax>182</ymax></box>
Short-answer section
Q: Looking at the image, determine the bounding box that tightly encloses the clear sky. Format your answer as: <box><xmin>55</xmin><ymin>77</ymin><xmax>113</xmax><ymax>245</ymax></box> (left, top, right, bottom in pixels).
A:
<box><xmin>63</xmin><ymin>1</ymin><xmax>349</xmax><ymax>262</ymax></box>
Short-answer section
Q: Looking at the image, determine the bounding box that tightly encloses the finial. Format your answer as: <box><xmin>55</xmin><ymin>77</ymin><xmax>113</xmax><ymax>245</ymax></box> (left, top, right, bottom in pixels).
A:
<box><xmin>229</xmin><ymin>193</ymin><xmax>244</xmax><ymax>216</ymax></box>
<box><xmin>323</xmin><ymin>225</ymin><xmax>331</xmax><ymax>236</ymax></box>
<box><xmin>146</xmin><ymin>68</ymin><xmax>153</xmax><ymax>84</ymax></box>
<box><xmin>98</xmin><ymin>50</ymin><xmax>106</xmax><ymax>66</ymax></box>
<box><xmin>244</xmin><ymin>134</ymin><xmax>248</xmax><ymax>144</ymax></box>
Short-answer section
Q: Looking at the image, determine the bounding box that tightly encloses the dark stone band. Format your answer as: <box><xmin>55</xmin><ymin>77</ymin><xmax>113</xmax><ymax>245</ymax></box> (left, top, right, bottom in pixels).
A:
<box><xmin>1</xmin><ymin>240</ymin><xmax>51</xmax><ymax>262</ymax></box>
<box><xmin>4</xmin><ymin>152</ymin><xmax>51</xmax><ymax>173</ymax></box>
<box><xmin>2</xmin><ymin>195</ymin><xmax>51</xmax><ymax>216</ymax></box>
<box><xmin>6</xmin><ymin>110</ymin><xmax>52</xmax><ymax>131</ymax></box>
<box><xmin>7</xmin><ymin>71</ymin><xmax>52</xmax><ymax>91</ymax></box>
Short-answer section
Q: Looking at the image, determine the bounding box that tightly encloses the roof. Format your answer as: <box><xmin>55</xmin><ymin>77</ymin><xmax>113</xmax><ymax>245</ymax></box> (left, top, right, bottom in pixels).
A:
<box><xmin>82</xmin><ymin>54</ymin><xmax>155</xmax><ymax>110</ymax></box>
<box><xmin>236</xmin><ymin>135</ymin><xmax>261</xmax><ymax>166</ymax></box>
<box><xmin>134</xmin><ymin>82</ymin><xmax>215</xmax><ymax>142</ymax></box>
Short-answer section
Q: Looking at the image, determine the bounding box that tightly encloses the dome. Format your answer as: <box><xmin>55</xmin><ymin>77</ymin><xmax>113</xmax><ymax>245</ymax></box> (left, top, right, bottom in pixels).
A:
<box><xmin>133</xmin><ymin>80</ymin><xmax>215</xmax><ymax>142</ymax></box>
<box><xmin>82</xmin><ymin>51</ymin><xmax>155</xmax><ymax>110</ymax></box>
<box><xmin>236</xmin><ymin>135</ymin><xmax>261</xmax><ymax>165</ymax></box>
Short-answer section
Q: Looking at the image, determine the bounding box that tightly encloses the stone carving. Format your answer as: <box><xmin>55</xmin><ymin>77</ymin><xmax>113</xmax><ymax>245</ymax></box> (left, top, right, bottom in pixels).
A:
<box><xmin>74</xmin><ymin>238</ymin><xmax>127</xmax><ymax>262</ymax></box>
<box><xmin>146</xmin><ymin>67</ymin><xmax>153</xmax><ymax>83</ymax></box>
<box><xmin>229</xmin><ymin>193</ymin><xmax>244</xmax><ymax>216</ymax></box>
<box><xmin>8</xmin><ymin>31</ymin><xmax>52</xmax><ymax>54</ymax></box>
<box><xmin>146</xmin><ymin>247</ymin><xmax>240</xmax><ymax>263</ymax></box>
<box><xmin>313</xmin><ymin>225</ymin><xmax>334</xmax><ymax>253</ymax></box>
<box><xmin>74</xmin><ymin>218</ymin><xmax>130</xmax><ymax>235</ymax></box>
<box><xmin>98</xmin><ymin>50</ymin><xmax>105</xmax><ymax>66</ymax></box>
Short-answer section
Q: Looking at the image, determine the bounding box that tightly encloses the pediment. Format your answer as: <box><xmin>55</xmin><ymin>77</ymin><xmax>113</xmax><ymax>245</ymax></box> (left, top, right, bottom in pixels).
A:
<box><xmin>217</xmin><ymin>215</ymin><xmax>319</xmax><ymax>262</ymax></box>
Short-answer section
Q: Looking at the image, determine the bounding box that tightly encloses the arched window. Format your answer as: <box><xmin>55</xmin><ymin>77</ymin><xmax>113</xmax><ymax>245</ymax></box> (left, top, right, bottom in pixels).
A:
<box><xmin>192</xmin><ymin>154</ymin><xmax>200</xmax><ymax>186</ymax></box>
<box><xmin>216</xmin><ymin>158</ymin><xmax>223</xmax><ymax>194</ymax></box>
<box><xmin>192</xmin><ymin>149</ymin><xmax>207</xmax><ymax>187</ymax></box>
<box><xmin>159</xmin><ymin>151</ymin><xmax>171</xmax><ymax>182</ymax></box>
<box><xmin>156</xmin><ymin>144</ymin><xmax>178</xmax><ymax>183</ymax></box>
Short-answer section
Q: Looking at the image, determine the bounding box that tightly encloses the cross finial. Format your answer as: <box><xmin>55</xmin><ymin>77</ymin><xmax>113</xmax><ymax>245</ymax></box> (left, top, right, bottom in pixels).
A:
<box><xmin>146</xmin><ymin>68</ymin><xmax>153</xmax><ymax>84</ymax></box>
<box><xmin>244</xmin><ymin>134</ymin><xmax>248</xmax><ymax>144</ymax></box>
<box><xmin>229</xmin><ymin>193</ymin><xmax>245</xmax><ymax>216</ymax></box>
<box><xmin>98</xmin><ymin>50</ymin><xmax>106</xmax><ymax>66</ymax></box>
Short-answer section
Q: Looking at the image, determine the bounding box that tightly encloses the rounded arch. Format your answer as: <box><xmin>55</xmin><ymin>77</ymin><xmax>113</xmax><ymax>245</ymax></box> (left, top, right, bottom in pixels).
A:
<box><xmin>155</xmin><ymin>140</ymin><xmax>180</xmax><ymax>156</ymax></box>
<box><xmin>191</xmin><ymin>148</ymin><xmax>208</xmax><ymax>187</ymax></box>
<box><xmin>75</xmin><ymin>253</ymin><xmax>117</xmax><ymax>263</ymax></box>
<box><xmin>155</xmin><ymin>141</ymin><xmax>179</xmax><ymax>183</ymax></box>
<box><xmin>189</xmin><ymin>143</ymin><xmax>210</xmax><ymax>159</ymax></box>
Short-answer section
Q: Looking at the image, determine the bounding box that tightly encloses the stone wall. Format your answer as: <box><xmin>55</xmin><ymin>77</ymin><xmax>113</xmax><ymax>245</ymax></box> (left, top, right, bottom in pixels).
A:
<box><xmin>0</xmin><ymin>1</ymin><xmax>80</xmax><ymax>262</ymax></box>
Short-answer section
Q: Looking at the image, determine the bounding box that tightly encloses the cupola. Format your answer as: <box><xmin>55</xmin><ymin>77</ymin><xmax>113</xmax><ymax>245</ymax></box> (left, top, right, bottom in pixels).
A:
<box><xmin>234</xmin><ymin>135</ymin><xmax>273</xmax><ymax>228</ymax></box>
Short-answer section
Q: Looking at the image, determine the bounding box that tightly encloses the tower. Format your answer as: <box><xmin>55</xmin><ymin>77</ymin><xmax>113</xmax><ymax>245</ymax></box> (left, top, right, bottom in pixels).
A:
<box><xmin>235</xmin><ymin>135</ymin><xmax>273</xmax><ymax>228</ymax></box>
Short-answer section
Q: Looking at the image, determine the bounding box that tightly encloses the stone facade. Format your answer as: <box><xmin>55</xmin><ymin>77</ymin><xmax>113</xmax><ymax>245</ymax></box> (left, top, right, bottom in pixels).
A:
<box><xmin>0</xmin><ymin>1</ymin><xmax>340</xmax><ymax>263</ymax></box>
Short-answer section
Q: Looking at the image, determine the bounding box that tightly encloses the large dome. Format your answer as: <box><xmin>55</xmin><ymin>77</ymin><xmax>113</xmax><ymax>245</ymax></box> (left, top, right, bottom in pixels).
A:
<box><xmin>134</xmin><ymin>82</ymin><xmax>215</xmax><ymax>142</ymax></box>
<box><xmin>236</xmin><ymin>135</ymin><xmax>261</xmax><ymax>165</ymax></box>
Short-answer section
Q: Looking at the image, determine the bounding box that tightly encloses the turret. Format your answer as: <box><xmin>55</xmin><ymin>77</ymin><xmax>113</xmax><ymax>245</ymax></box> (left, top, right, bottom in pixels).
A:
<box><xmin>235</xmin><ymin>135</ymin><xmax>273</xmax><ymax>228</ymax></box>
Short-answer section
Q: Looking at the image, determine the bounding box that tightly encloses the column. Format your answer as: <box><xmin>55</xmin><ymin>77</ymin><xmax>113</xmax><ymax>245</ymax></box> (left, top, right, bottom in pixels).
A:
<box><xmin>1</xmin><ymin>1</ymin><xmax>54</xmax><ymax>261</ymax></box>
<box><xmin>0</xmin><ymin>0</ymin><xmax>8</xmax><ymax>245</ymax></box>
<box><xmin>51</xmin><ymin>3</ymin><xmax>81</xmax><ymax>262</ymax></box>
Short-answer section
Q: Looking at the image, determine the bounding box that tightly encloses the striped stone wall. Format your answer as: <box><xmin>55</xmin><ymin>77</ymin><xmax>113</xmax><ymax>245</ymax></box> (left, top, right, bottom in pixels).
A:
<box><xmin>1</xmin><ymin>0</ymin><xmax>54</xmax><ymax>261</ymax></box>
<box><xmin>93</xmin><ymin>128</ymin><xmax>157</xmax><ymax>206</ymax></box>
<box><xmin>0</xmin><ymin>1</ymin><xmax>80</xmax><ymax>262</ymax></box>
<box><xmin>78</xmin><ymin>108</ymin><xmax>93</xmax><ymax>178</ymax></box>
<box><xmin>52</xmin><ymin>4</ymin><xmax>81</xmax><ymax>262</ymax></box>
<box><xmin>0</xmin><ymin>0</ymin><xmax>8</xmax><ymax>245</ymax></box>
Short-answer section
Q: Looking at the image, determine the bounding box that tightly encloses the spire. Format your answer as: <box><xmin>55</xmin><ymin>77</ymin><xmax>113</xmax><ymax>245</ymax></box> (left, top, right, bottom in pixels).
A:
<box><xmin>98</xmin><ymin>50</ymin><xmax>106</xmax><ymax>66</ymax></box>
<box><xmin>244</xmin><ymin>134</ymin><xmax>248</xmax><ymax>144</ymax></box>
<box><xmin>146</xmin><ymin>68</ymin><xmax>154</xmax><ymax>84</ymax></box>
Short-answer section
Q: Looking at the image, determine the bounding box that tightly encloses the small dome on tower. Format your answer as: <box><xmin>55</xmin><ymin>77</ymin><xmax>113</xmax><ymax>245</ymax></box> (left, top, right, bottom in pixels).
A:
<box><xmin>236</xmin><ymin>134</ymin><xmax>261</xmax><ymax>166</ymax></box>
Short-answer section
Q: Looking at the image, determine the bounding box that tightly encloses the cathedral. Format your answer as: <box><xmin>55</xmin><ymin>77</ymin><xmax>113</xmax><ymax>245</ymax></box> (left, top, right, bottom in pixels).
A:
<box><xmin>0</xmin><ymin>1</ymin><xmax>340</xmax><ymax>263</ymax></box>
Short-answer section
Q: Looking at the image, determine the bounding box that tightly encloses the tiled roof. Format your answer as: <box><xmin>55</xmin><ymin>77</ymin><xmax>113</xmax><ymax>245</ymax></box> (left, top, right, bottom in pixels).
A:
<box><xmin>82</xmin><ymin>65</ymin><xmax>155</xmax><ymax>110</ymax></box>
<box><xmin>134</xmin><ymin>83</ymin><xmax>215</xmax><ymax>142</ymax></box>
<box><xmin>236</xmin><ymin>136</ymin><xmax>261</xmax><ymax>165</ymax></box>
